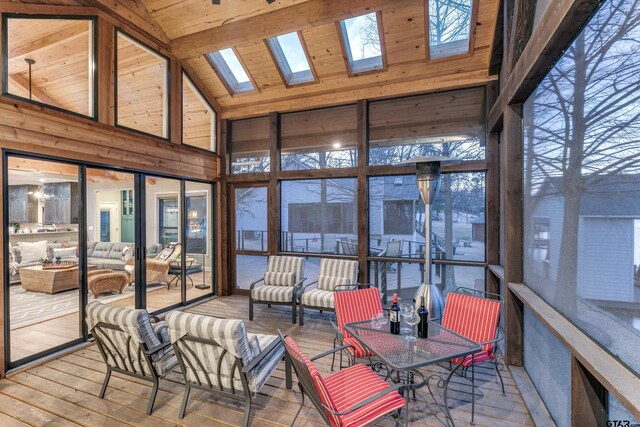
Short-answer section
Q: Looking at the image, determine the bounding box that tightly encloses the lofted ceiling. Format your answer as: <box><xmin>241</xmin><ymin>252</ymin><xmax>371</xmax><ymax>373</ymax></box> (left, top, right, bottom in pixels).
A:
<box><xmin>6</xmin><ymin>0</ymin><xmax>500</xmax><ymax>123</ymax></box>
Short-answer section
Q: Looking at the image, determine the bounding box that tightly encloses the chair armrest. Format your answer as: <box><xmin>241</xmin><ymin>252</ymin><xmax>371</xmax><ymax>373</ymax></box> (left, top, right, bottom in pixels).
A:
<box><xmin>310</xmin><ymin>344</ymin><xmax>354</xmax><ymax>361</ymax></box>
<box><xmin>250</xmin><ymin>278</ymin><xmax>265</xmax><ymax>291</ymax></box>
<box><xmin>144</xmin><ymin>340</ymin><xmax>172</xmax><ymax>356</ymax></box>
<box><xmin>333</xmin><ymin>283</ymin><xmax>359</xmax><ymax>292</ymax></box>
<box><xmin>294</xmin><ymin>278</ymin><xmax>306</xmax><ymax>290</ymax></box>
<box><xmin>242</xmin><ymin>338</ymin><xmax>283</xmax><ymax>373</ymax></box>
<box><xmin>302</xmin><ymin>280</ymin><xmax>318</xmax><ymax>290</ymax></box>
<box><xmin>323</xmin><ymin>382</ymin><xmax>407</xmax><ymax>416</ymax></box>
<box><xmin>478</xmin><ymin>327</ymin><xmax>504</xmax><ymax>347</ymax></box>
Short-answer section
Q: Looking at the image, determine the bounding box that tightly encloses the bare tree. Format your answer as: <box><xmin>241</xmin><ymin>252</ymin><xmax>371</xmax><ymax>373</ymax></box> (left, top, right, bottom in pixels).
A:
<box><xmin>525</xmin><ymin>0</ymin><xmax>640</xmax><ymax>316</ymax></box>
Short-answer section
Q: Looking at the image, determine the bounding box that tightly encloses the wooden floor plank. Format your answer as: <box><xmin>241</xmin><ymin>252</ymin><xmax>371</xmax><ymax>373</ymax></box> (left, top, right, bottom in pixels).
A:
<box><xmin>0</xmin><ymin>295</ymin><xmax>535</xmax><ymax>427</ymax></box>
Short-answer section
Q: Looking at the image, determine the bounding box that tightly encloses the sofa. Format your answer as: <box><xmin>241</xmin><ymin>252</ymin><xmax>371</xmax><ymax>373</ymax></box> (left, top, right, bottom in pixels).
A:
<box><xmin>9</xmin><ymin>241</ymin><xmax>162</xmax><ymax>285</ymax></box>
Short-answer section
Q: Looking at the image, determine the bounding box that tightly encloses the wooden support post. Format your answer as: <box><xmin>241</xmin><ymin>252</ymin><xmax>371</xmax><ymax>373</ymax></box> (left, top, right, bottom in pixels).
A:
<box><xmin>97</xmin><ymin>17</ymin><xmax>115</xmax><ymax>126</ymax></box>
<box><xmin>485</xmin><ymin>82</ymin><xmax>501</xmax><ymax>297</ymax></box>
<box><xmin>268</xmin><ymin>112</ymin><xmax>281</xmax><ymax>256</ymax></box>
<box><xmin>169</xmin><ymin>60</ymin><xmax>183</xmax><ymax>145</ymax></box>
<box><xmin>0</xmin><ymin>153</ymin><xmax>5</xmax><ymax>377</ymax></box>
<box><xmin>357</xmin><ymin>100</ymin><xmax>368</xmax><ymax>284</ymax></box>
<box><xmin>503</xmin><ymin>104</ymin><xmax>524</xmax><ymax>365</ymax></box>
<box><xmin>218</xmin><ymin>120</ymin><xmax>230</xmax><ymax>295</ymax></box>
<box><xmin>571</xmin><ymin>357</ymin><xmax>607</xmax><ymax>427</ymax></box>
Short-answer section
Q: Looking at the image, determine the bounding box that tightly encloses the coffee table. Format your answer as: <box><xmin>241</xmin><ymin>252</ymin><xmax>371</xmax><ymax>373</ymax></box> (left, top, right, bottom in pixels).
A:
<box><xmin>20</xmin><ymin>264</ymin><xmax>97</xmax><ymax>294</ymax></box>
<box><xmin>345</xmin><ymin>319</ymin><xmax>481</xmax><ymax>426</ymax></box>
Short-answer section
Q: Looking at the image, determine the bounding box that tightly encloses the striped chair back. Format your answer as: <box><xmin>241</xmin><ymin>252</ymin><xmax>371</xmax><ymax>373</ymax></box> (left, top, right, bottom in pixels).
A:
<box><xmin>317</xmin><ymin>258</ymin><xmax>359</xmax><ymax>291</ymax></box>
<box><xmin>441</xmin><ymin>292</ymin><xmax>502</xmax><ymax>355</ymax></box>
<box><xmin>281</xmin><ymin>335</ymin><xmax>338</xmax><ymax>426</ymax></box>
<box><xmin>334</xmin><ymin>287</ymin><xmax>383</xmax><ymax>340</ymax></box>
<box><xmin>266</xmin><ymin>256</ymin><xmax>305</xmax><ymax>286</ymax></box>
<box><xmin>166</xmin><ymin>311</ymin><xmax>256</xmax><ymax>393</ymax></box>
<box><xmin>86</xmin><ymin>300</ymin><xmax>161</xmax><ymax>377</ymax></box>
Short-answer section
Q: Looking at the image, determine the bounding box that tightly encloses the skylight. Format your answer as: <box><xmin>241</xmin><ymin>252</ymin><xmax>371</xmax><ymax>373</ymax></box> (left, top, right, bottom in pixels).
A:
<box><xmin>266</xmin><ymin>32</ymin><xmax>315</xmax><ymax>86</ymax></box>
<box><xmin>206</xmin><ymin>48</ymin><xmax>255</xmax><ymax>94</ymax></box>
<box><xmin>339</xmin><ymin>12</ymin><xmax>384</xmax><ymax>74</ymax></box>
<box><xmin>428</xmin><ymin>0</ymin><xmax>473</xmax><ymax>59</ymax></box>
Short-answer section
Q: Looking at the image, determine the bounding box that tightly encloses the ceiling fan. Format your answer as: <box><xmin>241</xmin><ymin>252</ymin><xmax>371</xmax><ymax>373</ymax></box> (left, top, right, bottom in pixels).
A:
<box><xmin>212</xmin><ymin>0</ymin><xmax>275</xmax><ymax>3</ymax></box>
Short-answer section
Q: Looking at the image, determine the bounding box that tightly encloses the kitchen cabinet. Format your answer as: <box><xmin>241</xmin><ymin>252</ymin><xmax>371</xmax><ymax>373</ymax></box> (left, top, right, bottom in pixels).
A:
<box><xmin>43</xmin><ymin>182</ymin><xmax>79</xmax><ymax>224</ymax></box>
<box><xmin>8</xmin><ymin>185</ymin><xmax>38</xmax><ymax>223</ymax></box>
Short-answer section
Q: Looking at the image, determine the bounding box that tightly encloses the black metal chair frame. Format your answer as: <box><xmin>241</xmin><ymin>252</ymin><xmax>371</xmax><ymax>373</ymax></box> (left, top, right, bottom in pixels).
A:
<box><xmin>440</xmin><ymin>287</ymin><xmax>506</xmax><ymax>424</ymax></box>
<box><xmin>299</xmin><ymin>282</ymin><xmax>359</xmax><ymax>326</ymax></box>
<box><xmin>90</xmin><ymin>320</ymin><xmax>172</xmax><ymax>415</ymax></box>
<box><xmin>172</xmin><ymin>332</ymin><xmax>291</xmax><ymax>426</ymax></box>
<box><xmin>278</xmin><ymin>331</ymin><xmax>405</xmax><ymax>427</ymax></box>
<box><xmin>249</xmin><ymin>277</ymin><xmax>306</xmax><ymax>324</ymax></box>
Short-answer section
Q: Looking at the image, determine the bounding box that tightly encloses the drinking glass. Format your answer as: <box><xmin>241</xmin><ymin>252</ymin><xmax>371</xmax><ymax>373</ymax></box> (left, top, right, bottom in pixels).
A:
<box><xmin>403</xmin><ymin>310</ymin><xmax>421</xmax><ymax>342</ymax></box>
<box><xmin>399</xmin><ymin>302</ymin><xmax>414</xmax><ymax>334</ymax></box>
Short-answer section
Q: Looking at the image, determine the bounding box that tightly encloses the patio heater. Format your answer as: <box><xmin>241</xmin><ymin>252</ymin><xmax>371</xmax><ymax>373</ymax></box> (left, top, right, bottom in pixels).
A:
<box><xmin>403</xmin><ymin>156</ymin><xmax>457</xmax><ymax>321</ymax></box>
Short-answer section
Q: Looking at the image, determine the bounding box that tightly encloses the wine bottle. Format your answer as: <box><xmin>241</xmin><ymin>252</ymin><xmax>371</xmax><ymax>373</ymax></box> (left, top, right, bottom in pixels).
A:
<box><xmin>417</xmin><ymin>296</ymin><xmax>429</xmax><ymax>338</ymax></box>
<box><xmin>389</xmin><ymin>293</ymin><xmax>400</xmax><ymax>335</ymax></box>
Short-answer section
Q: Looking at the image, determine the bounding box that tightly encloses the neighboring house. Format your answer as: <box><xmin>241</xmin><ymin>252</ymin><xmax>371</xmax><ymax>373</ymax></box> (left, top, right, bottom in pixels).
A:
<box><xmin>526</xmin><ymin>175</ymin><xmax>640</xmax><ymax>303</ymax></box>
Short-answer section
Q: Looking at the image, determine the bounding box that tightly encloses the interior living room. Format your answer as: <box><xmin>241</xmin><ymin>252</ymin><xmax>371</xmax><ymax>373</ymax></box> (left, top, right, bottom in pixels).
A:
<box><xmin>0</xmin><ymin>0</ymin><xmax>638</xmax><ymax>426</ymax></box>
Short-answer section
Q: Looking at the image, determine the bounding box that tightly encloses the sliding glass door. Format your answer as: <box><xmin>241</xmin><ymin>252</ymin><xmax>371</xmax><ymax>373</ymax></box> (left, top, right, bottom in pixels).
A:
<box><xmin>6</xmin><ymin>156</ymin><xmax>83</xmax><ymax>364</ymax></box>
<box><xmin>3</xmin><ymin>152</ymin><xmax>216</xmax><ymax>370</ymax></box>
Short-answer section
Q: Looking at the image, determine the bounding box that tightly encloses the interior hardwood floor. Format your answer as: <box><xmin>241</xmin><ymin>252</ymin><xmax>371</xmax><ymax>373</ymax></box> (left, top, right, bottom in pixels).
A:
<box><xmin>0</xmin><ymin>295</ymin><xmax>535</xmax><ymax>426</ymax></box>
<box><xmin>9</xmin><ymin>280</ymin><xmax>213</xmax><ymax>362</ymax></box>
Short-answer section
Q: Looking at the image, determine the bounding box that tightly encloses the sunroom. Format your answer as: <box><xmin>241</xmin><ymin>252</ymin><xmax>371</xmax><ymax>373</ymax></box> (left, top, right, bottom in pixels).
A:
<box><xmin>0</xmin><ymin>0</ymin><xmax>638</xmax><ymax>426</ymax></box>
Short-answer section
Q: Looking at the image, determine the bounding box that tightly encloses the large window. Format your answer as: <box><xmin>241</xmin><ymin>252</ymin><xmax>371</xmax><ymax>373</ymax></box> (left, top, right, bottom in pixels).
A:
<box><xmin>369</xmin><ymin>174</ymin><xmax>485</xmax><ymax>262</ymax></box>
<box><xmin>183</xmin><ymin>73</ymin><xmax>216</xmax><ymax>152</ymax></box>
<box><xmin>3</xmin><ymin>16</ymin><xmax>96</xmax><ymax>117</ymax></box>
<box><xmin>116</xmin><ymin>31</ymin><xmax>169</xmax><ymax>138</ymax></box>
<box><xmin>230</xmin><ymin>116</ymin><xmax>270</xmax><ymax>174</ymax></box>
<box><xmin>281</xmin><ymin>105</ymin><xmax>357</xmax><ymax>170</ymax></box>
<box><xmin>281</xmin><ymin>179</ymin><xmax>357</xmax><ymax>254</ymax></box>
<box><xmin>523</xmin><ymin>0</ymin><xmax>640</xmax><ymax>376</ymax></box>
<box><xmin>368</xmin><ymin>88</ymin><xmax>486</xmax><ymax>165</ymax></box>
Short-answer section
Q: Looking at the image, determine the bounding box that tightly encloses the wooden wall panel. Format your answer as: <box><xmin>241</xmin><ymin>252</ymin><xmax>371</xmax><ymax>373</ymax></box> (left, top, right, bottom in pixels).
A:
<box><xmin>0</xmin><ymin>98</ymin><xmax>218</xmax><ymax>181</ymax></box>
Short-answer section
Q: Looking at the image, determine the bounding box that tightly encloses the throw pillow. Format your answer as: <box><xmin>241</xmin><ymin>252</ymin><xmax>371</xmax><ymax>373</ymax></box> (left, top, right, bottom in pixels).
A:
<box><xmin>264</xmin><ymin>271</ymin><xmax>295</xmax><ymax>286</ymax></box>
<box><xmin>53</xmin><ymin>247</ymin><xmax>77</xmax><ymax>259</ymax></box>
<box><xmin>17</xmin><ymin>240</ymin><xmax>49</xmax><ymax>264</ymax></box>
<box><xmin>156</xmin><ymin>247</ymin><xmax>173</xmax><ymax>261</ymax></box>
<box><xmin>121</xmin><ymin>245</ymin><xmax>132</xmax><ymax>262</ymax></box>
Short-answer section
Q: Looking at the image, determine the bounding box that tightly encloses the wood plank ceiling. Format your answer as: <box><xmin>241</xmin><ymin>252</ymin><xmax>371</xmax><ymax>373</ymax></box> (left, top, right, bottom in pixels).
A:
<box><xmin>6</xmin><ymin>0</ymin><xmax>500</xmax><ymax>122</ymax></box>
<box><xmin>145</xmin><ymin>0</ymin><xmax>500</xmax><ymax>119</ymax></box>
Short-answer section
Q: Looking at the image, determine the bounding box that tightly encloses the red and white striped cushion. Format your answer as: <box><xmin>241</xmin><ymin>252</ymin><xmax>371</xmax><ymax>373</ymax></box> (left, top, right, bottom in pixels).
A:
<box><xmin>284</xmin><ymin>336</ymin><xmax>405</xmax><ymax>427</ymax></box>
<box><xmin>442</xmin><ymin>293</ymin><xmax>501</xmax><ymax>366</ymax></box>
<box><xmin>334</xmin><ymin>288</ymin><xmax>383</xmax><ymax>342</ymax></box>
<box><xmin>343</xmin><ymin>336</ymin><xmax>374</xmax><ymax>358</ymax></box>
<box><xmin>324</xmin><ymin>363</ymin><xmax>405</xmax><ymax>427</ymax></box>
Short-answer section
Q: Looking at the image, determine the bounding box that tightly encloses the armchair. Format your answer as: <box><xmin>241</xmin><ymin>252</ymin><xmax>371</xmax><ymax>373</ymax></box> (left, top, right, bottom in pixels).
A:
<box><xmin>299</xmin><ymin>258</ymin><xmax>359</xmax><ymax>326</ymax></box>
<box><xmin>249</xmin><ymin>255</ymin><xmax>305</xmax><ymax>324</ymax></box>
<box><xmin>86</xmin><ymin>300</ymin><xmax>177</xmax><ymax>415</ymax></box>
<box><xmin>124</xmin><ymin>243</ymin><xmax>181</xmax><ymax>285</ymax></box>
<box><xmin>280</xmin><ymin>332</ymin><xmax>406</xmax><ymax>427</ymax></box>
<box><xmin>166</xmin><ymin>311</ymin><xmax>288</xmax><ymax>426</ymax></box>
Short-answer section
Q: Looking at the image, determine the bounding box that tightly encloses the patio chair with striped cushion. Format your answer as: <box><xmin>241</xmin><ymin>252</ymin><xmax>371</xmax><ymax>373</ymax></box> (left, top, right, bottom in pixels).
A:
<box><xmin>331</xmin><ymin>286</ymin><xmax>383</xmax><ymax>370</ymax></box>
<box><xmin>86</xmin><ymin>300</ymin><xmax>178</xmax><ymax>415</ymax></box>
<box><xmin>280</xmin><ymin>332</ymin><xmax>406</xmax><ymax>427</ymax></box>
<box><xmin>166</xmin><ymin>311</ymin><xmax>288</xmax><ymax>426</ymax></box>
<box><xmin>249</xmin><ymin>255</ymin><xmax>305</xmax><ymax>324</ymax></box>
<box><xmin>299</xmin><ymin>258</ymin><xmax>359</xmax><ymax>326</ymax></box>
<box><xmin>440</xmin><ymin>287</ymin><xmax>505</xmax><ymax>424</ymax></box>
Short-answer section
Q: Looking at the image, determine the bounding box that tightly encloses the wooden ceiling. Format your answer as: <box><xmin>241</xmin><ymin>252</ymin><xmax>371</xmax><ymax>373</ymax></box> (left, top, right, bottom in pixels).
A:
<box><xmin>5</xmin><ymin>0</ymin><xmax>500</xmax><ymax>124</ymax></box>
<box><xmin>158</xmin><ymin>0</ymin><xmax>500</xmax><ymax>119</ymax></box>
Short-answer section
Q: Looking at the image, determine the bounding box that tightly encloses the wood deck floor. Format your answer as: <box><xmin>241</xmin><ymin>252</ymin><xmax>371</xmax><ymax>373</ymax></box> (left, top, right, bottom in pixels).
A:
<box><xmin>0</xmin><ymin>295</ymin><xmax>535</xmax><ymax>426</ymax></box>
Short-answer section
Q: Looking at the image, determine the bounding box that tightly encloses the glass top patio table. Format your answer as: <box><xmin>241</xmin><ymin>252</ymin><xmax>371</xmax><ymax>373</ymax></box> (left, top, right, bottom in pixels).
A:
<box><xmin>344</xmin><ymin>320</ymin><xmax>481</xmax><ymax>371</ymax></box>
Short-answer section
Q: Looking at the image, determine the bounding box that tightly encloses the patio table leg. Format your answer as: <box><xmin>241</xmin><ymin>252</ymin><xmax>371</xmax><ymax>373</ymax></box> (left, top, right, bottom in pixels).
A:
<box><xmin>426</xmin><ymin>359</ymin><xmax>466</xmax><ymax>427</ymax></box>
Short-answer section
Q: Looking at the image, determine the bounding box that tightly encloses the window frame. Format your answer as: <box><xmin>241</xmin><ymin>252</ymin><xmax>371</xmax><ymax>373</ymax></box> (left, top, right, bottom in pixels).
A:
<box><xmin>114</xmin><ymin>29</ymin><xmax>171</xmax><ymax>140</ymax></box>
<box><xmin>1</xmin><ymin>13</ymin><xmax>99</xmax><ymax>121</ymax></box>
<box><xmin>424</xmin><ymin>0</ymin><xmax>479</xmax><ymax>62</ymax></box>
<box><xmin>336</xmin><ymin>10</ymin><xmax>387</xmax><ymax>76</ymax></box>
<box><xmin>205</xmin><ymin>47</ymin><xmax>257</xmax><ymax>96</ymax></box>
<box><xmin>265</xmin><ymin>31</ymin><xmax>318</xmax><ymax>87</ymax></box>
<box><xmin>181</xmin><ymin>70</ymin><xmax>218</xmax><ymax>153</ymax></box>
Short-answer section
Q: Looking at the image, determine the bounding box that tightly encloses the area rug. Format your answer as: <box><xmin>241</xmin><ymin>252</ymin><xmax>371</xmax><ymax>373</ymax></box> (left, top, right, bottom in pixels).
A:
<box><xmin>9</xmin><ymin>283</ymin><xmax>164</xmax><ymax>329</ymax></box>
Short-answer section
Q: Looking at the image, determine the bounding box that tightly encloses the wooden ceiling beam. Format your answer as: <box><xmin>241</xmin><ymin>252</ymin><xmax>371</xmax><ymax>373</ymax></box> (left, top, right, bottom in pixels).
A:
<box><xmin>171</xmin><ymin>0</ymin><xmax>416</xmax><ymax>59</ymax></box>
<box><xmin>8</xmin><ymin>21</ymin><xmax>88</xmax><ymax>60</ymax></box>
<box><xmin>9</xmin><ymin>73</ymin><xmax>61</xmax><ymax>107</ymax></box>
